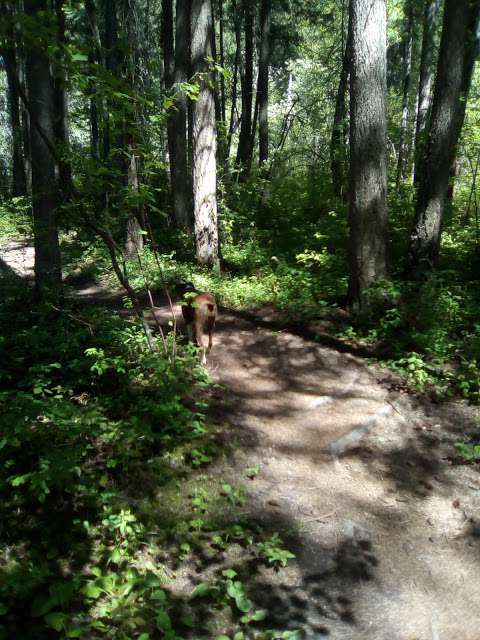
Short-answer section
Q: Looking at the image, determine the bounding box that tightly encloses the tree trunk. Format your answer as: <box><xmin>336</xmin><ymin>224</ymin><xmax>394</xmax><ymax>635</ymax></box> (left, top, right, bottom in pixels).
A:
<box><xmin>408</xmin><ymin>0</ymin><xmax>480</xmax><ymax>274</ymax></box>
<box><xmin>347</xmin><ymin>0</ymin><xmax>388</xmax><ymax>309</ymax></box>
<box><xmin>330</xmin><ymin>7</ymin><xmax>352</xmax><ymax>198</ymax></box>
<box><xmin>395</xmin><ymin>0</ymin><xmax>414</xmax><ymax>190</ymax></box>
<box><xmin>413</xmin><ymin>0</ymin><xmax>441</xmax><ymax>186</ymax></box>
<box><xmin>191</xmin><ymin>0</ymin><xmax>220</xmax><ymax>268</ymax></box>
<box><xmin>227</xmin><ymin>4</ymin><xmax>241</xmax><ymax>158</ymax></box>
<box><xmin>53</xmin><ymin>0</ymin><xmax>72</xmax><ymax>195</ymax></box>
<box><xmin>125</xmin><ymin>144</ymin><xmax>144</xmax><ymax>256</ymax></box>
<box><xmin>173</xmin><ymin>0</ymin><xmax>191</xmax><ymax>226</ymax></box>
<box><xmin>84</xmin><ymin>0</ymin><xmax>102</xmax><ymax>158</ymax></box>
<box><xmin>0</xmin><ymin>2</ymin><xmax>28</xmax><ymax>196</ymax></box>
<box><xmin>24</xmin><ymin>0</ymin><xmax>62</xmax><ymax>298</ymax></box>
<box><xmin>3</xmin><ymin>48</ymin><xmax>27</xmax><ymax>197</ymax></box>
<box><xmin>258</xmin><ymin>0</ymin><xmax>271</xmax><ymax>165</ymax></box>
<box><xmin>236</xmin><ymin>0</ymin><xmax>254</xmax><ymax>169</ymax></box>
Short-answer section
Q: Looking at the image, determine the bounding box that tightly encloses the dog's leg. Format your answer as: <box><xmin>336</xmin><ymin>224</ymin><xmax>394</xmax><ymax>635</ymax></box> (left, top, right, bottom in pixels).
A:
<box><xmin>186</xmin><ymin>322</ymin><xmax>194</xmax><ymax>344</ymax></box>
<box><xmin>195</xmin><ymin>312</ymin><xmax>207</xmax><ymax>365</ymax></box>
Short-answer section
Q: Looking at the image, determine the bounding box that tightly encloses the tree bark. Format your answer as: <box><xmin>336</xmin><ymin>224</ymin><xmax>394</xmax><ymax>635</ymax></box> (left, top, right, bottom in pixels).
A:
<box><xmin>330</xmin><ymin>7</ymin><xmax>352</xmax><ymax>198</ymax></box>
<box><xmin>3</xmin><ymin>46</ymin><xmax>27</xmax><ymax>197</ymax></box>
<box><xmin>395</xmin><ymin>0</ymin><xmax>414</xmax><ymax>190</ymax></box>
<box><xmin>24</xmin><ymin>0</ymin><xmax>62</xmax><ymax>298</ymax></box>
<box><xmin>258</xmin><ymin>0</ymin><xmax>271</xmax><ymax>165</ymax></box>
<box><xmin>413</xmin><ymin>0</ymin><xmax>441</xmax><ymax>186</ymax></box>
<box><xmin>227</xmin><ymin>4</ymin><xmax>241</xmax><ymax>158</ymax></box>
<box><xmin>191</xmin><ymin>0</ymin><xmax>220</xmax><ymax>268</ymax></box>
<box><xmin>408</xmin><ymin>0</ymin><xmax>480</xmax><ymax>274</ymax></box>
<box><xmin>0</xmin><ymin>1</ymin><xmax>27</xmax><ymax>197</ymax></box>
<box><xmin>236</xmin><ymin>0</ymin><xmax>254</xmax><ymax>169</ymax></box>
<box><xmin>347</xmin><ymin>0</ymin><xmax>388</xmax><ymax>309</ymax></box>
<box><xmin>53</xmin><ymin>0</ymin><xmax>72</xmax><ymax>195</ymax></box>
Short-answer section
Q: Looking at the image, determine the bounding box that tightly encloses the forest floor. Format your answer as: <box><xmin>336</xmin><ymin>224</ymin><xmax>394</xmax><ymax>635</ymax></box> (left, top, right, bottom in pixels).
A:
<box><xmin>3</xmin><ymin>237</ymin><xmax>480</xmax><ymax>640</ymax></box>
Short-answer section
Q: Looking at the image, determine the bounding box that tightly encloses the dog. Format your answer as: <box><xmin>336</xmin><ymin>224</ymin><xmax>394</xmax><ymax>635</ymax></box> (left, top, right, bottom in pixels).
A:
<box><xmin>175</xmin><ymin>282</ymin><xmax>217</xmax><ymax>364</ymax></box>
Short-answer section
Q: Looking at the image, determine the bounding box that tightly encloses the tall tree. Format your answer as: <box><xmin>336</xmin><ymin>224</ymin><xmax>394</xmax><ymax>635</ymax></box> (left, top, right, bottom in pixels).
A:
<box><xmin>236</xmin><ymin>0</ymin><xmax>254</xmax><ymax>169</ymax></box>
<box><xmin>53</xmin><ymin>0</ymin><xmax>72</xmax><ymax>195</ymax></box>
<box><xmin>24</xmin><ymin>0</ymin><xmax>62</xmax><ymax>297</ymax></box>
<box><xmin>191</xmin><ymin>0</ymin><xmax>220</xmax><ymax>268</ymax></box>
<box><xmin>395</xmin><ymin>0</ymin><xmax>414</xmax><ymax>189</ymax></box>
<box><xmin>330</xmin><ymin>3</ymin><xmax>352</xmax><ymax>198</ymax></box>
<box><xmin>413</xmin><ymin>0</ymin><xmax>441</xmax><ymax>185</ymax></box>
<box><xmin>408</xmin><ymin>0</ymin><xmax>480</xmax><ymax>274</ymax></box>
<box><xmin>258</xmin><ymin>0</ymin><xmax>271</xmax><ymax>165</ymax></box>
<box><xmin>347</xmin><ymin>0</ymin><xmax>388</xmax><ymax>309</ymax></box>
<box><xmin>0</xmin><ymin>2</ymin><xmax>27</xmax><ymax>197</ymax></box>
<box><xmin>162</xmin><ymin>0</ymin><xmax>191</xmax><ymax>227</ymax></box>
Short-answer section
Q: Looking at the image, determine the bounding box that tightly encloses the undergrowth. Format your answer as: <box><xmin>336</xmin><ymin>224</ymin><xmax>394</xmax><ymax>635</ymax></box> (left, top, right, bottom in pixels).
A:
<box><xmin>0</xmin><ymin>274</ymin><xmax>299</xmax><ymax>640</ymax></box>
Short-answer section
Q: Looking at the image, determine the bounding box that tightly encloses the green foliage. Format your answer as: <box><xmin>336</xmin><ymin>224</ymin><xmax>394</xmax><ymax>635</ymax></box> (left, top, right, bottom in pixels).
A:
<box><xmin>0</xmin><ymin>197</ymin><xmax>32</xmax><ymax>237</ymax></box>
<box><xmin>257</xmin><ymin>534</ymin><xmax>296</xmax><ymax>569</ymax></box>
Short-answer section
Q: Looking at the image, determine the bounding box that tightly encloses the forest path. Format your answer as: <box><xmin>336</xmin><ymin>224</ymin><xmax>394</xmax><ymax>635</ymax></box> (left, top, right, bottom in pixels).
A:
<box><xmin>149</xmin><ymin>292</ymin><xmax>480</xmax><ymax>639</ymax></box>
<box><xmin>2</xmin><ymin>237</ymin><xmax>480</xmax><ymax>639</ymax></box>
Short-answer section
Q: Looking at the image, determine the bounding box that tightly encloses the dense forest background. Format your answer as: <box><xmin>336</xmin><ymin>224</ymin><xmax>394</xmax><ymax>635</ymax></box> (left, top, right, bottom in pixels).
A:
<box><xmin>1</xmin><ymin>0</ymin><xmax>480</xmax><ymax>638</ymax></box>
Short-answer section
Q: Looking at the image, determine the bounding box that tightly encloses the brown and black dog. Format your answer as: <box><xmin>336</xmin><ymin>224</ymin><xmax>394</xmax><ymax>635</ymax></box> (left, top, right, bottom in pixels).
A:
<box><xmin>175</xmin><ymin>282</ymin><xmax>217</xmax><ymax>364</ymax></box>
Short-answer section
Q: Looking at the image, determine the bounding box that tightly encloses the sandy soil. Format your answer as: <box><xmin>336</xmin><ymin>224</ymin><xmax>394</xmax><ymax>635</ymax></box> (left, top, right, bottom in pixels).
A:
<box><xmin>3</xmin><ymin>238</ymin><xmax>480</xmax><ymax>640</ymax></box>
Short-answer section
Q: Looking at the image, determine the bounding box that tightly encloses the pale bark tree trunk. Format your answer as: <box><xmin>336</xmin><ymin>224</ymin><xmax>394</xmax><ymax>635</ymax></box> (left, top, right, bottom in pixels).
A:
<box><xmin>191</xmin><ymin>0</ymin><xmax>220</xmax><ymax>268</ymax></box>
<box><xmin>408</xmin><ymin>0</ymin><xmax>480</xmax><ymax>274</ymax></box>
<box><xmin>24</xmin><ymin>0</ymin><xmax>62</xmax><ymax>297</ymax></box>
<box><xmin>413</xmin><ymin>0</ymin><xmax>441</xmax><ymax>186</ymax></box>
<box><xmin>125</xmin><ymin>145</ymin><xmax>144</xmax><ymax>256</ymax></box>
<box><xmin>395</xmin><ymin>0</ymin><xmax>414</xmax><ymax>190</ymax></box>
<box><xmin>347</xmin><ymin>0</ymin><xmax>388</xmax><ymax>309</ymax></box>
<box><xmin>258</xmin><ymin>0</ymin><xmax>271</xmax><ymax>165</ymax></box>
<box><xmin>330</xmin><ymin>7</ymin><xmax>352</xmax><ymax>198</ymax></box>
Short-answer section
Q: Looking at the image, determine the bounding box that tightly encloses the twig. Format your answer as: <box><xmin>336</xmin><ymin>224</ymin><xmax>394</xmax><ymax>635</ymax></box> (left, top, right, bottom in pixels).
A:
<box><xmin>48</xmin><ymin>304</ymin><xmax>95</xmax><ymax>334</ymax></box>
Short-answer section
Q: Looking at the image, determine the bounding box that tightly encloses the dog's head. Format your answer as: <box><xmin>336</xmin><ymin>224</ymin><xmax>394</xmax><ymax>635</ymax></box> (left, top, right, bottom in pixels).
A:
<box><xmin>174</xmin><ymin>281</ymin><xmax>197</xmax><ymax>298</ymax></box>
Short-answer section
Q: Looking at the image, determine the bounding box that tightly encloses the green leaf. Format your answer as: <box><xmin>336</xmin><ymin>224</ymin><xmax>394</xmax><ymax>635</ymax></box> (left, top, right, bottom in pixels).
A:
<box><xmin>66</xmin><ymin>629</ymin><xmax>83</xmax><ymax>638</ymax></box>
<box><xmin>251</xmin><ymin>609</ymin><xmax>268</xmax><ymax>621</ymax></box>
<box><xmin>138</xmin><ymin>634</ymin><xmax>150</xmax><ymax>640</ymax></box>
<box><xmin>81</xmin><ymin>582</ymin><xmax>103</xmax><ymax>599</ymax></box>
<box><xmin>191</xmin><ymin>581</ymin><xmax>210</xmax><ymax>598</ymax></box>
<box><xmin>156</xmin><ymin>610</ymin><xmax>172</xmax><ymax>631</ymax></box>
<box><xmin>31</xmin><ymin>595</ymin><xmax>54</xmax><ymax>616</ymax></box>
<box><xmin>222</xmin><ymin>569</ymin><xmax>237</xmax><ymax>579</ymax></box>
<box><xmin>45</xmin><ymin>612</ymin><xmax>66</xmax><ymax>632</ymax></box>
<box><xmin>236</xmin><ymin>594</ymin><xmax>253</xmax><ymax>613</ymax></box>
<box><xmin>0</xmin><ymin>603</ymin><xmax>8</xmax><ymax>615</ymax></box>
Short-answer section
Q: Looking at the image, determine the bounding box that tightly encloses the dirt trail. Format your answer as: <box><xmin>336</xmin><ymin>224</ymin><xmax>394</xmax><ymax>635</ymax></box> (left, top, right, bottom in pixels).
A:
<box><xmin>3</xmin><ymin>239</ymin><xmax>480</xmax><ymax>639</ymax></box>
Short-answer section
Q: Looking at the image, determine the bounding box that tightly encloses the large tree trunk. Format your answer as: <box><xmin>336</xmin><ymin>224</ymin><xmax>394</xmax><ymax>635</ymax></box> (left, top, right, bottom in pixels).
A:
<box><xmin>395</xmin><ymin>0</ymin><xmax>414</xmax><ymax>190</ymax></box>
<box><xmin>347</xmin><ymin>0</ymin><xmax>388</xmax><ymax>309</ymax></box>
<box><xmin>162</xmin><ymin>0</ymin><xmax>191</xmax><ymax>227</ymax></box>
<box><xmin>236</xmin><ymin>0</ymin><xmax>254</xmax><ymax>169</ymax></box>
<box><xmin>258</xmin><ymin>0</ymin><xmax>271</xmax><ymax>165</ymax></box>
<box><xmin>191</xmin><ymin>0</ymin><xmax>220</xmax><ymax>268</ymax></box>
<box><xmin>408</xmin><ymin>0</ymin><xmax>480</xmax><ymax>275</ymax></box>
<box><xmin>24</xmin><ymin>0</ymin><xmax>62</xmax><ymax>298</ymax></box>
<box><xmin>413</xmin><ymin>0</ymin><xmax>441</xmax><ymax>186</ymax></box>
<box><xmin>330</xmin><ymin>6</ymin><xmax>352</xmax><ymax>198</ymax></box>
